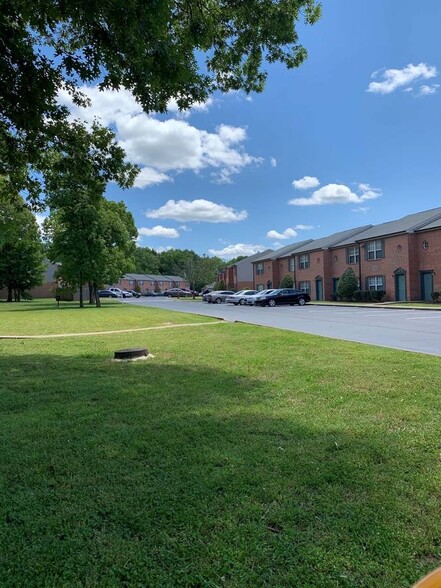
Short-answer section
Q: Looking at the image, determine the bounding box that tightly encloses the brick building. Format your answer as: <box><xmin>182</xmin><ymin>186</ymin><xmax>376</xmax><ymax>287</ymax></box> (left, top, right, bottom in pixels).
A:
<box><xmin>116</xmin><ymin>273</ymin><xmax>188</xmax><ymax>293</ymax></box>
<box><xmin>251</xmin><ymin>207</ymin><xmax>441</xmax><ymax>302</ymax></box>
<box><xmin>216</xmin><ymin>249</ymin><xmax>273</xmax><ymax>290</ymax></box>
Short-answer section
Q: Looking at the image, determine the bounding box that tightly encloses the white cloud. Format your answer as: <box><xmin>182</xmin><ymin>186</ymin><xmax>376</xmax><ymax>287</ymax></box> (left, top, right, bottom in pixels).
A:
<box><xmin>208</xmin><ymin>243</ymin><xmax>265</xmax><ymax>259</ymax></box>
<box><xmin>138</xmin><ymin>225</ymin><xmax>179</xmax><ymax>238</ymax></box>
<box><xmin>133</xmin><ymin>167</ymin><xmax>172</xmax><ymax>188</ymax></box>
<box><xmin>419</xmin><ymin>84</ymin><xmax>440</xmax><ymax>96</ymax></box>
<box><xmin>293</xmin><ymin>224</ymin><xmax>314</xmax><ymax>230</ymax></box>
<box><xmin>179</xmin><ymin>225</ymin><xmax>191</xmax><ymax>232</ymax></box>
<box><xmin>58</xmin><ymin>86</ymin><xmax>261</xmax><ymax>187</ymax></box>
<box><xmin>367</xmin><ymin>63</ymin><xmax>437</xmax><ymax>94</ymax></box>
<box><xmin>292</xmin><ymin>176</ymin><xmax>320</xmax><ymax>190</ymax></box>
<box><xmin>352</xmin><ymin>206</ymin><xmax>370</xmax><ymax>213</ymax></box>
<box><xmin>166</xmin><ymin>96</ymin><xmax>214</xmax><ymax>115</ymax></box>
<box><xmin>270</xmin><ymin>157</ymin><xmax>277</xmax><ymax>168</ymax></box>
<box><xmin>266</xmin><ymin>228</ymin><xmax>297</xmax><ymax>240</ymax></box>
<box><xmin>289</xmin><ymin>182</ymin><xmax>382</xmax><ymax>206</ymax></box>
<box><xmin>154</xmin><ymin>246</ymin><xmax>173</xmax><ymax>253</ymax></box>
<box><xmin>146</xmin><ymin>199</ymin><xmax>248</xmax><ymax>223</ymax></box>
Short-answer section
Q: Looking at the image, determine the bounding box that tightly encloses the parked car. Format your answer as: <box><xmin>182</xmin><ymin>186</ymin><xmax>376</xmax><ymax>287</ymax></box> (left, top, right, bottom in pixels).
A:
<box><xmin>109</xmin><ymin>287</ymin><xmax>127</xmax><ymax>298</ymax></box>
<box><xmin>121</xmin><ymin>290</ymin><xmax>133</xmax><ymax>298</ymax></box>
<box><xmin>246</xmin><ymin>289</ymin><xmax>276</xmax><ymax>305</ymax></box>
<box><xmin>98</xmin><ymin>289</ymin><xmax>120</xmax><ymax>298</ymax></box>
<box><xmin>226</xmin><ymin>290</ymin><xmax>258</xmax><ymax>305</ymax></box>
<box><xmin>142</xmin><ymin>291</ymin><xmax>157</xmax><ymax>297</ymax></box>
<box><xmin>254</xmin><ymin>288</ymin><xmax>311</xmax><ymax>307</ymax></box>
<box><xmin>163</xmin><ymin>288</ymin><xmax>192</xmax><ymax>297</ymax></box>
<box><xmin>205</xmin><ymin>290</ymin><xmax>235</xmax><ymax>304</ymax></box>
<box><xmin>127</xmin><ymin>290</ymin><xmax>141</xmax><ymax>298</ymax></box>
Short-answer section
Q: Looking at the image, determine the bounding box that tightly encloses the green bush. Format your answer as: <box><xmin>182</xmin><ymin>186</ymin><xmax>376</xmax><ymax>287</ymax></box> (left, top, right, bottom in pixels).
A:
<box><xmin>431</xmin><ymin>291</ymin><xmax>440</xmax><ymax>302</ymax></box>
<box><xmin>337</xmin><ymin>268</ymin><xmax>358</xmax><ymax>301</ymax></box>
<box><xmin>279</xmin><ymin>274</ymin><xmax>294</xmax><ymax>288</ymax></box>
<box><xmin>354</xmin><ymin>290</ymin><xmax>386</xmax><ymax>302</ymax></box>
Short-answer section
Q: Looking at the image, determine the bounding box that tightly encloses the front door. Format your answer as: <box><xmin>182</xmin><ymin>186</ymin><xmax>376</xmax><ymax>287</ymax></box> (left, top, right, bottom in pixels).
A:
<box><xmin>394</xmin><ymin>273</ymin><xmax>406</xmax><ymax>301</ymax></box>
<box><xmin>421</xmin><ymin>271</ymin><xmax>433</xmax><ymax>301</ymax></box>
<box><xmin>315</xmin><ymin>278</ymin><xmax>323</xmax><ymax>301</ymax></box>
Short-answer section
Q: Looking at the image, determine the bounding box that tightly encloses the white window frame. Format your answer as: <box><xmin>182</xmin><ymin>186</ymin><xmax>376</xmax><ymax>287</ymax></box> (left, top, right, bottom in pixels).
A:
<box><xmin>367</xmin><ymin>276</ymin><xmax>384</xmax><ymax>291</ymax></box>
<box><xmin>256</xmin><ymin>262</ymin><xmax>264</xmax><ymax>275</ymax></box>
<box><xmin>347</xmin><ymin>246</ymin><xmax>359</xmax><ymax>264</ymax></box>
<box><xmin>289</xmin><ymin>257</ymin><xmax>295</xmax><ymax>272</ymax></box>
<box><xmin>299</xmin><ymin>281</ymin><xmax>311</xmax><ymax>293</ymax></box>
<box><xmin>367</xmin><ymin>240</ymin><xmax>383</xmax><ymax>261</ymax></box>
<box><xmin>299</xmin><ymin>254</ymin><xmax>309</xmax><ymax>269</ymax></box>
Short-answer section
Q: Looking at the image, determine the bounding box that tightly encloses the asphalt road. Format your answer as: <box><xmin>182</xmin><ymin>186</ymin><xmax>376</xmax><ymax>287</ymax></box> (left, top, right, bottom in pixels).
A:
<box><xmin>125</xmin><ymin>297</ymin><xmax>441</xmax><ymax>356</ymax></box>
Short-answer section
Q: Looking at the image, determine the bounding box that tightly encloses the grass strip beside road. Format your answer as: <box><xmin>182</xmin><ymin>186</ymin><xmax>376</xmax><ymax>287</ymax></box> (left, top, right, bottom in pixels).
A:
<box><xmin>1</xmin><ymin>301</ymin><xmax>440</xmax><ymax>587</ymax></box>
<box><xmin>0</xmin><ymin>298</ymin><xmax>218</xmax><ymax>336</ymax></box>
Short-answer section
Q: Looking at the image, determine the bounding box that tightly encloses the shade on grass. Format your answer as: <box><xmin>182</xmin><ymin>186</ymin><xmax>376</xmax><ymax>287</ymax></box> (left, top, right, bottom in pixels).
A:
<box><xmin>0</xmin><ymin>302</ymin><xmax>440</xmax><ymax>586</ymax></box>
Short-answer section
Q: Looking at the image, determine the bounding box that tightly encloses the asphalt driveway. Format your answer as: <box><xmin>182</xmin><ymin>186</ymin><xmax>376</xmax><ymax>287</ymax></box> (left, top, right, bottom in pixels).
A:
<box><xmin>124</xmin><ymin>298</ymin><xmax>441</xmax><ymax>356</ymax></box>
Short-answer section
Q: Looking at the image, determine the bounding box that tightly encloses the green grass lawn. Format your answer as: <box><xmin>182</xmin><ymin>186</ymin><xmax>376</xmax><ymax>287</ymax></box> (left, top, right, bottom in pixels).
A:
<box><xmin>0</xmin><ymin>298</ymin><xmax>216</xmax><ymax>335</ymax></box>
<box><xmin>1</xmin><ymin>301</ymin><xmax>440</xmax><ymax>586</ymax></box>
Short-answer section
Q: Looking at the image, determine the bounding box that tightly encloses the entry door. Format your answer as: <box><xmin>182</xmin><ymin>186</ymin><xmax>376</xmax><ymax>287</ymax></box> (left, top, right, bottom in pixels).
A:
<box><xmin>315</xmin><ymin>278</ymin><xmax>323</xmax><ymax>301</ymax></box>
<box><xmin>394</xmin><ymin>273</ymin><xmax>406</xmax><ymax>301</ymax></box>
<box><xmin>421</xmin><ymin>272</ymin><xmax>433</xmax><ymax>301</ymax></box>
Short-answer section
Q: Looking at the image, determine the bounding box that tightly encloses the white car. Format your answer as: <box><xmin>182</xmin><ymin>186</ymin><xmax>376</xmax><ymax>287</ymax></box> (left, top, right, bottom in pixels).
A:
<box><xmin>246</xmin><ymin>289</ymin><xmax>276</xmax><ymax>305</ymax></box>
<box><xmin>226</xmin><ymin>290</ymin><xmax>258</xmax><ymax>305</ymax></box>
<box><xmin>109</xmin><ymin>287</ymin><xmax>132</xmax><ymax>298</ymax></box>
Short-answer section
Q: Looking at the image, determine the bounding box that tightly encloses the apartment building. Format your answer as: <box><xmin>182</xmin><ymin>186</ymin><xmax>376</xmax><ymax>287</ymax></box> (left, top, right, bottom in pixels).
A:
<box><xmin>117</xmin><ymin>274</ymin><xmax>188</xmax><ymax>292</ymax></box>
<box><xmin>251</xmin><ymin>207</ymin><xmax>441</xmax><ymax>302</ymax></box>
<box><xmin>217</xmin><ymin>249</ymin><xmax>273</xmax><ymax>290</ymax></box>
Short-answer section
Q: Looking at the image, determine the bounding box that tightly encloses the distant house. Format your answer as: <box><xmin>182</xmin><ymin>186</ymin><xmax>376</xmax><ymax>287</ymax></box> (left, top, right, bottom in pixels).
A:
<box><xmin>216</xmin><ymin>250</ymin><xmax>273</xmax><ymax>290</ymax></box>
<box><xmin>0</xmin><ymin>260</ymin><xmax>60</xmax><ymax>300</ymax></box>
<box><xmin>116</xmin><ymin>273</ymin><xmax>189</xmax><ymax>292</ymax></box>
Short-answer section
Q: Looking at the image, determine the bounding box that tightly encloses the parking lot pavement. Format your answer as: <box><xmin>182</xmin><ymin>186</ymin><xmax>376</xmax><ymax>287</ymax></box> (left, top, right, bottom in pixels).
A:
<box><xmin>125</xmin><ymin>298</ymin><xmax>441</xmax><ymax>356</ymax></box>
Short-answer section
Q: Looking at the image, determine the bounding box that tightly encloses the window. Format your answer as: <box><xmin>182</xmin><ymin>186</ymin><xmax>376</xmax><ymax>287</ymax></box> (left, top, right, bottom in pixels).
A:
<box><xmin>347</xmin><ymin>246</ymin><xmax>359</xmax><ymax>264</ymax></box>
<box><xmin>367</xmin><ymin>240</ymin><xmax>384</xmax><ymax>260</ymax></box>
<box><xmin>129</xmin><ymin>280</ymin><xmax>134</xmax><ymax>286</ymax></box>
<box><xmin>299</xmin><ymin>281</ymin><xmax>311</xmax><ymax>293</ymax></box>
<box><xmin>299</xmin><ymin>254</ymin><xmax>309</xmax><ymax>269</ymax></box>
<box><xmin>256</xmin><ymin>262</ymin><xmax>264</xmax><ymax>275</ymax></box>
<box><xmin>257</xmin><ymin>284</ymin><xmax>264</xmax><ymax>291</ymax></box>
<box><xmin>159</xmin><ymin>281</ymin><xmax>163</xmax><ymax>287</ymax></box>
<box><xmin>367</xmin><ymin>276</ymin><xmax>384</xmax><ymax>291</ymax></box>
<box><xmin>289</xmin><ymin>258</ymin><xmax>295</xmax><ymax>272</ymax></box>
<box><xmin>138</xmin><ymin>280</ymin><xmax>144</xmax><ymax>286</ymax></box>
<box><xmin>422</xmin><ymin>240</ymin><xmax>429</xmax><ymax>250</ymax></box>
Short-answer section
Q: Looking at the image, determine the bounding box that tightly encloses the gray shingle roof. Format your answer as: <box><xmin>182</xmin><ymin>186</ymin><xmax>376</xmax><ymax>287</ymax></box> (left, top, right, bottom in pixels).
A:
<box><xmin>353</xmin><ymin>207</ymin><xmax>441</xmax><ymax>241</ymax></box>
<box><xmin>294</xmin><ymin>227</ymin><xmax>371</xmax><ymax>253</ymax></box>
<box><xmin>233</xmin><ymin>249</ymin><xmax>274</xmax><ymax>267</ymax></box>
<box><xmin>252</xmin><ymin>240</ymin><xmax>315</xmax><ymax>262</ymax></box>
<box><xmin>123</xmin><ymin>273</ymin><xmax>186</xmax><ymax>281</ymax></box>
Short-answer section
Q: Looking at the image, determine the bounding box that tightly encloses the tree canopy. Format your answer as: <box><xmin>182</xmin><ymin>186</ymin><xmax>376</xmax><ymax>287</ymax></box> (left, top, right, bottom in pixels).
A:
<box><xmin>1</xmin><ymin>0</ymin><xmax>321</xmax><ymax>199</ymax></box>
<box><xmin>0</xmin><ymin>191</ymin><xmax>45</xmax><ymax>301</ymax></box>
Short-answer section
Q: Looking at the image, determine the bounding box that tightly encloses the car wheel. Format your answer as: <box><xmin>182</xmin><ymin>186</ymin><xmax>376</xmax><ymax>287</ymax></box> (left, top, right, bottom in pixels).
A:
<box><xmin>167</xmin><ymin>294</ymin><xmax>172</xmax><ymax>298</ymax></box>
<box><xmin>298</xmin><ymin>298</ymin><xmax>306</xmax><ymax>306</ymax></box>
<box><xmin>239</xmin><ymin>299</ymin><xmax>245</xmax><ymax>305</ymax></box>
<box><xmin>268</xmin><ymin>299</ymin><xmax>276</xmax><ymax>307</ymax></box>
<box><xmin>215</xmin><ymin>297</ymin><xmax>222</xmax><ymax>304</ymax></box>
<box><xmin>233</xmin><ymin>302</ymin><xmax>239</xmax><ymax>306</ymax></box>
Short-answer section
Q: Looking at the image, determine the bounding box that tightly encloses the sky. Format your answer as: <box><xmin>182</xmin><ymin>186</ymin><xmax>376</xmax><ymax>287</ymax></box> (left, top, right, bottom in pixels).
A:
<box><xmin>52</xmin><ymin>0</ymin><xmax>441</xmax><ymax>259</ymax></box>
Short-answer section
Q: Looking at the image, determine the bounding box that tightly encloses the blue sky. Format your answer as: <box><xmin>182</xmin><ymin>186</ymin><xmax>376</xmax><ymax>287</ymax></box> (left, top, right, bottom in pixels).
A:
<box><xmin>55</xmin><ymin>0</ymin><xmax>441</xmax><ymax>259</ymax></box>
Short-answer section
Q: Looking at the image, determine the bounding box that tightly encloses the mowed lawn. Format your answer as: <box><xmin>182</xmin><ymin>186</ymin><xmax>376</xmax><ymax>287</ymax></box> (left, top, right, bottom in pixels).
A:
<box><xmin>0</xmin><ymin>301</ymin><xmax>440</xmax><ymax>586</ymax></box>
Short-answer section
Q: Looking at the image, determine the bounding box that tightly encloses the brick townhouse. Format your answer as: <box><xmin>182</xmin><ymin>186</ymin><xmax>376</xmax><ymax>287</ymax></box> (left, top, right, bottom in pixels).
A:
<box><xmin>251</xmin><ymin>207</ymin><xmax>441</xmax><ymax>302</ymax></box>
<box><xmin>116</xmin><ymin>273</ymin><xmax>189</xmax><ymax>292</ymax></box>
<box><xmin>217</xmin><ymin>249</ymin><xmax>273</xmax><ymax>290</ymax></box>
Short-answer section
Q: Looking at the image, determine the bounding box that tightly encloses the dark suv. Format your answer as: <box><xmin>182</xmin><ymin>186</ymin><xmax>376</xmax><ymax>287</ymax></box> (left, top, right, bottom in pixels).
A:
<box><xmin>254</xmin><ymin>288</ymin><xmax>310</xmax><ymax>307</ymax></box>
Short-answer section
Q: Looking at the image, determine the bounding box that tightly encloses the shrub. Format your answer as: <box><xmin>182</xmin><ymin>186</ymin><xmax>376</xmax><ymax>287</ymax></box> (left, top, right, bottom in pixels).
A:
<box><xmin>431</xmin><ymin>291</ymin><xmax>440</xmax><ymax>303</ymax></box>
<box><xmin>279</xmin><ymin>274</ymin><xmax>294</xmax><ymax>288</ymax></box>
<box><xmin>354</xmin><ymin>290</ymin><xmax>386</xmax><ymax>303</ymax></box>
<box><xmin>337</xmin><ymin>268</ymin><xmax>358</xmax><ymax>301</ymax></box>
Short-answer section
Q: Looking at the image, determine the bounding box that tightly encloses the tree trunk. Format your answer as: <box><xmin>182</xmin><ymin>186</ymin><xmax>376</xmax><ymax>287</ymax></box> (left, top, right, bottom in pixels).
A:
<box><xmin>7</xmin><ymin>285</ymin><xmax>13</xmax><ymax>302</ymax></box>
<box><xmin>94</xmin><ymin>283</ymin><xmax>101</xmax><ymax>307</ymax></box>
<box><xmin>88</xmin><ymin>281</ymin><xmax>94</xmax><ymax>304</ymax></box>
<box><xmin>79</xmin><ymin>284</ymin><xmax>84</xmax><ymax>308</ymax></box>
